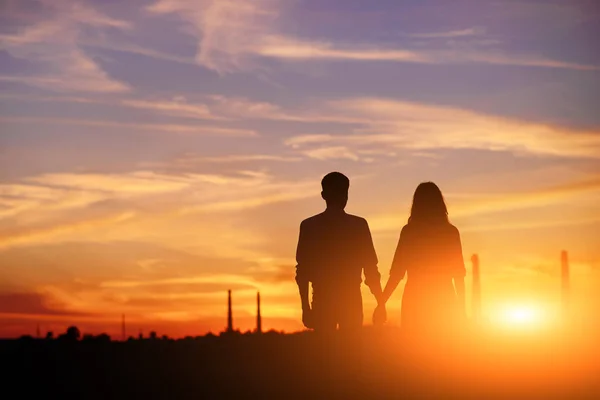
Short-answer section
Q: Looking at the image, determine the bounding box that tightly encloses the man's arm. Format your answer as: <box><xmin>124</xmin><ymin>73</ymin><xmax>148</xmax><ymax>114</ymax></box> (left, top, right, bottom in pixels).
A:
<box><xmin>362</xmin><ymin>220</ymin><xmax>383</xmax><ymax>304</ymax></box>
<box><xmin>295</xmin><ymin>221</ymin><xmax>310</xmax><ymax>311</ymax></box>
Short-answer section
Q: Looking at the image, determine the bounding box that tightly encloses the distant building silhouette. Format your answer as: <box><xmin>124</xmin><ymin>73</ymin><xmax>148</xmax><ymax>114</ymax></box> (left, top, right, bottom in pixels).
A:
<box><xmin>256</xmin><ymin>292</ymin><xmax>262</xmax><ymax>334</ymax></box>
<box><xmin>471</xmin><ymin>254</ymin><xmax>481</xmax><ymax>322</ymax></box>
<box><xmin>561</xmin><ymin>250</ymin><xmax>570</xmax><ymax>320</ymax></box>
<box><xmin>227</xmin><ymin>289</ymin><xmax>234</xmax><ymax>333</ymax></box>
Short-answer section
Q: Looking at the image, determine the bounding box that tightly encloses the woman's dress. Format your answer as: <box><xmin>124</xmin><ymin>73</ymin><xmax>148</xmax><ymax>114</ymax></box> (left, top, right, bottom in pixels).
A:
<box><xmin>390</xmin><ymin>222</ymin><xmax>466</xmax><ymax>334</ymax></box>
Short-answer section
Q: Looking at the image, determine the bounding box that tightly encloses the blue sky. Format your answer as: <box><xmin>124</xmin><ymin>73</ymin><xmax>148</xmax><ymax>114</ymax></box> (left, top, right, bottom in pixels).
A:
<box><xmin>0</xmin><ymin>0</ymin><xmax>599</xmax><ymax>337</ymax></box>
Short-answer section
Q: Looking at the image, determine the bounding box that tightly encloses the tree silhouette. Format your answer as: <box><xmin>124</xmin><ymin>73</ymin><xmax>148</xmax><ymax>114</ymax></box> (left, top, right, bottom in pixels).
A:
<box><xmin>97</xmin><ymin>333</ymin><xmax>111</xmax><ymax>342</ymax></box>
<box><xmin>65</xmin><ymin>326</ymin><xmax>81</xmax><ymax>341</ymax></box>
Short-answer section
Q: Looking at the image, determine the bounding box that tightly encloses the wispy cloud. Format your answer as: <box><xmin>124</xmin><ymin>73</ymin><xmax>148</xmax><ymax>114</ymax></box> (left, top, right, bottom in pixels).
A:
<box><xmin>460</xmin><ymin>214</ymin><xmax>600</xmax><ymax>233</ymax></box>
<box><xmin>207</xmin><ymin>95</ymin><xmax>307</xmax><ymax>121</ymax></box>
<box><xmin>0</xmin><ymin>292</ymin><xmax>89</xmax><ymax>316</ymax></box>
<box><xmin>25</xmin><ymin>171</ymin><xmax>194</xmax><ymax>194</ymax></box>
<box><xmin>79</xmin><ymin>40</ymin><xmax>196</xmax><ymax>65</ymax></box>
<box><xmin>368</xmin><ymin>175</ymin><xmax>600</xmax><ymax>233</ymax></box>
<box><xmin>301</xmin><ymin>146</ymin><xmax>361</xmax><ymax>162</ymax></box>
<box><xmin>0</xmin><ymin>116</ymin><xmax>256</xmax><ymax>136</ymax></box>
<box><xmin>451</xmin><ymin>176</ymin><xmax>600</xmax><ymax>218</ymax></box>
<box><xmin>147</xmin><ymin>0</ymin><xmax>278</xmax><ymax>74</ymax></box>
<box><xmin>0</xmin><ymin>92</ymin><xmax>356</xmax><ymax>124</ymax></box>
<box><xmin>256</xmin><ymin>37</ymin><xmax>596</xmax><ymax>71</ymax></box>
<box><xmin>0</xmin><ymin>0</ymin><xmax>132</xmax><ymax>92</ymax></box>
<box><xmin>409</xmin><ymin>27</ymin><xmax>485</xmax><ymax>39</ymax></box>
<box><xmin>141</xmin><ymin>153</ymin><xmax>303</xmax><ymax>170</ymax></box>
<box><xmin>255</xmin><ymin>35</ymin><xmax>427</xmax><ymax>63</ymax></box>
<box><xmin>0</xmin><ymin>169</ymin><xmax>318</xmax><ymax>249</ymax></box>
<box><xmin>193</xmin><ymin>154</ymin><xmax>302</xmax><ymax>163</ymax></box>
<box><xmin>5</xmin><ymin>90</ymin><xmax>598</xmax><ymax>161</ymax></box>
<box><xmin>120</xmin><ymin>98</ymin><xmax>223</xmax><ymax>121</ymax></box>
<box><xmin>0</xmin><ymin>211</ymin><xmax>136</xmax><ymax>249</ymax></box>
<box><xmin>285</xmin><ymin>97</ymin><xmax>600</xmax><ymax>159</ymax></box>
<box><xmin>146</xmin><ymin>1</ymin><xmax>597</xmax><ymax>72</ymax></box>
<box><xmin>100</xmin><ymin>273</ymin><xmax>258</xmax><ymax>290</ymax></box>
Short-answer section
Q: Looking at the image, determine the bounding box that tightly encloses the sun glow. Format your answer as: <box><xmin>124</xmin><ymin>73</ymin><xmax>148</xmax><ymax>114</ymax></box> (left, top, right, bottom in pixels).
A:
<box><xmin>503</xmin><ymin>307</ymin><xmax>539</xmax><ymax>324</ymax></box>
<box><xmin>490</xmin><ymin>302</ymin><xmax>559</xmax><ymax>331</ymax></box>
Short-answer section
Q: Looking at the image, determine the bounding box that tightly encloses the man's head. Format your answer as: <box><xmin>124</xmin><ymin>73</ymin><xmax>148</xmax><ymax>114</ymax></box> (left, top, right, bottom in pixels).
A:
<box><xmin>321</xmin><ymin>172</ymin><xmax>349</xmax><ymax>210</ymax></box>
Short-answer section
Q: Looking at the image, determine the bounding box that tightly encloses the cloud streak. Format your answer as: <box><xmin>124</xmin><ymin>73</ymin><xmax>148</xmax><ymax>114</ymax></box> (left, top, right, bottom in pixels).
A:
<box><xmin>147</xmin><ymin>1</ymin><xmax>597</xmax><ymax>72</ymax></box>
<box><xmin>0</xmin><ymin>116</ymin><xmax>256</xmax><ymax>136</ymax></box>
<box><xmin>368</xmin><ymin>176</ymin><xmax>600</xmax><ymax>233</ymax></box>
<box><xmin>285</xmin><ymin>97</ymin><xmax>600</xmax><ymax>160</ymax></box>
<box><xmin>409</xmin><ymin>27</ymin><xmax>485</xmax><ymax>38</ymax></box>
<box><xmin>120</xmin><ymin>98</ymin><xmax>224</xmax><ymax>121</ymax></box>
<box><xmin>0</xmin><ymin>169</ymin><xmax>318</xmax><ymax>249</ymax></box>
<box><xmin>147</xmin><ymin>0</ymin><xmax>279</xmax><ymax>74</ymax></box>
<box><xmin>0</xmin><ymin>0</ymin><xmax>132</xmax><ymax>92</ymax></box>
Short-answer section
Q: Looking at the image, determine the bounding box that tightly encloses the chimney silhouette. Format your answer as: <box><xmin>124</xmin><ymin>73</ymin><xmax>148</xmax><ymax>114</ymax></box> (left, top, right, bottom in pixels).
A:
<box><xmin>227</xmin><ymin>290</ymin><xmax>233</xmax><ymax>333</ymax></box>
<box><xmin>471</xmin><ymin>254</ymin><xmax>481</xmax><ymax>322</ymax></box>
<box><xmin>256</xmin><ymin>292</ymin><xmax>262</xmax><ymax>334</ymax></box>
<box><xmin>561</xmin><ymin>250</ymin><xmax>570</xmax><ymax>320</ymax></box>
<box><xmin>122</xmin><ymin>314</ymin><xmax>126</xmax><ymax>341</ymax></box>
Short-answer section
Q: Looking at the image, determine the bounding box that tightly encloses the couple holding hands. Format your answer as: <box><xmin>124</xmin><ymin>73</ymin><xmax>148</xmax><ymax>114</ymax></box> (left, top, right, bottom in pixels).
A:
<box><xmin>295</xmin><ymin>172</ymin><xmax>466</xmax><ymax>334</ymax></box>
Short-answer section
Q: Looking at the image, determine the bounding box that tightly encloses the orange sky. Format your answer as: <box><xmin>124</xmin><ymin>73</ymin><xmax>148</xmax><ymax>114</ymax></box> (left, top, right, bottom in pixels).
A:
<box><xmin>1</xmin><ymin>0</ymin><xmax>599</xmax><ymax>338</ymax></box>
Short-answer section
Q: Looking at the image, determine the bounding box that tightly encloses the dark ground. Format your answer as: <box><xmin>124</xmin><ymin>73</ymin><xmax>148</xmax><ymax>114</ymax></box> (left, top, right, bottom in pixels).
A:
<box><xmin>2</xmin><ymin>327</ymin><xmax>599</xmax><ymax>399</ymax></box>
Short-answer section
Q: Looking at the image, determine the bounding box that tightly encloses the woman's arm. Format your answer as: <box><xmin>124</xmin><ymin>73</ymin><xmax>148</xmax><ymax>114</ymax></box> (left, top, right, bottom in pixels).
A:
<box><xmin>451</xmin><ymin>226</ymin><xmax>467</xmax><ymax>317</ymax></box>
<box><xmin>454</xmin><ymin>276</ymin><xmax>466</xmax><ymax>317</ymax></box>
<box><xmin>382</xmin><ymin>227</ymin><xmax>408</xmax><ymax>304</ymax></box>
<box><xmin>382</xmin><ymin>274</ymin><xmax>402</xmax><ymax>304</ymax></box>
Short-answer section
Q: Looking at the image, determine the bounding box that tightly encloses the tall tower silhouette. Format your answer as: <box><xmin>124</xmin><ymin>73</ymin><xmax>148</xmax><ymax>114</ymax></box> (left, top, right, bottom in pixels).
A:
<box><xmin>227</xmin><ymin>289</ymin><xmax>233</xmax><ymax>333</ymax></box>
<box><xmin>256</xmin><ymin>292</ymin><xmax>262</xmax><ymax>334</ymax></box>
<box><xmin>122</xmin><ymin>314</ymin><xmax>126</xmax><ymax>341</ymax></box>
<box><xmin>561</xmin><ymin>250</ymin><xmax>570</xmax><ymax>320</ymax></box>
<box><xmin>471</xmin><ymin>254</ymin><xmax>481</xmax><ymax>322</ymax></box>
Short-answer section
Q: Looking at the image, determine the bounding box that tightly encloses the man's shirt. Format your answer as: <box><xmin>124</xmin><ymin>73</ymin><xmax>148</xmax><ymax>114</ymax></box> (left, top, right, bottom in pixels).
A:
<box><xmin>295</xmin><ymin>210</ymin><xmax>380</xmax><ymax>291</ymax></box>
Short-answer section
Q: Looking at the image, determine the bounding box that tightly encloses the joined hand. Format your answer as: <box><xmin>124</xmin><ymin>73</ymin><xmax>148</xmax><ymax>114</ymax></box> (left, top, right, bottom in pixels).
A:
<box><xmin>373</xmin><ymin>304</ymin><xmax>387</xmax><ymax>326</ymax></box>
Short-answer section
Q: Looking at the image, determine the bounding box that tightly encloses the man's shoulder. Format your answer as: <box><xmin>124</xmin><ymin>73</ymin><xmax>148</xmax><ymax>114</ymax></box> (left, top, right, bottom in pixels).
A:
<box><xmin>300</xmin><ymin>212</ymin><xmax>327</xmax><ymax>227</ymax></box>
<box><xmin>344</xmin><ymin>213</ymin><xmax>368</xmax><ymax>225</ymax></box>
<box><xmin>300</xmin><ymin>212</ymin><xmax>369</xmax><ymax>228</ymax></box>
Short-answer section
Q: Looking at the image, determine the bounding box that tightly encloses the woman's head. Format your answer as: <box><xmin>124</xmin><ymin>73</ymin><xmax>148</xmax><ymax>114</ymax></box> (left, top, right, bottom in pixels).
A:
<box><xmin>408</xmin><ymin>182</ymin><xmax>448</xmax><ymax>224</ymax></box>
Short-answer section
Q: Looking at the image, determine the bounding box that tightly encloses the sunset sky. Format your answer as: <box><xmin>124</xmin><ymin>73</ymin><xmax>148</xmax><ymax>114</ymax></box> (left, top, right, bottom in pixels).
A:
<box><xmin>1</xmin><ymin>0</ymin><xmax>599</xmax><ymax>338</ymax></box>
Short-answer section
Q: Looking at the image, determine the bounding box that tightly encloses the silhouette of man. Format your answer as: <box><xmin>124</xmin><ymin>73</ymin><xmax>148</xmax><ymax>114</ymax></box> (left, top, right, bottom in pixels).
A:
<box><xmin>295</xmin><ymin>172</ymin><xmax>384</xmax><ymax>332</ymax></box>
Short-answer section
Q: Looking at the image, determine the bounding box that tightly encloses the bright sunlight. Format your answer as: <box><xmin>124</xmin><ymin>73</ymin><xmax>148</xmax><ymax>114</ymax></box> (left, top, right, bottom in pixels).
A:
<box><xmin>489</xmin><ymin>302</ymin><xmax>559</xmax><ymax>331</ymax></box>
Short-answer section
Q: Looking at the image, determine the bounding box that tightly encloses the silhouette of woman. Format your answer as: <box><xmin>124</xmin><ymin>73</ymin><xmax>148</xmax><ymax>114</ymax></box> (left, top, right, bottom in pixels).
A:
<box><xmin>380</xmin><ymin>182</ymin><xmax>466</xmax><ymax>335</ymax></box>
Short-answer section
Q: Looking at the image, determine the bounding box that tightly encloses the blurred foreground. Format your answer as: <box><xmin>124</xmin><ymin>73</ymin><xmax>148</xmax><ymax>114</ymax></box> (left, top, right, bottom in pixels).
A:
<box><xmin>2</xmin><ymin>325</ymin><xmax>599</xmax><ymax>399</ymax></box>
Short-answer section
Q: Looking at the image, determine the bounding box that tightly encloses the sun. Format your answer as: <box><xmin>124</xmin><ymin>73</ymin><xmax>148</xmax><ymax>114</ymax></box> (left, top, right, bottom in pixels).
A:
<box><xmin>502</xmin><ymin>306</ymin><xmax>539</xmax><ymax>325</ymax></box>
<box><xmin>489</xmin><ymin>302</ymin><xmax>557</xmax><ymax>331</ymax></box>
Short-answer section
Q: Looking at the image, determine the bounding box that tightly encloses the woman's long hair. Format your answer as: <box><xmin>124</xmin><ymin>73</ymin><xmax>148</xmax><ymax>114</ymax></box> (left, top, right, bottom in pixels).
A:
<box><xmin>408</xmin><ymin>182</ymin><xmax>449</xmax><ymax>225</ymax></box>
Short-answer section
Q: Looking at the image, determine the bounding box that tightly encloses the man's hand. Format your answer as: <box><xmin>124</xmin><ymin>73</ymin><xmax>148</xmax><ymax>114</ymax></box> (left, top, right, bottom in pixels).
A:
<box><xmin>372</xmin><ymin>304</ymin><xmax>387</xmax><ymax>327</ymax></box>
<box><xmin>302</xmin><ymin>307</ymin><xmax>315</xmax><ymax>329</ymax></box>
